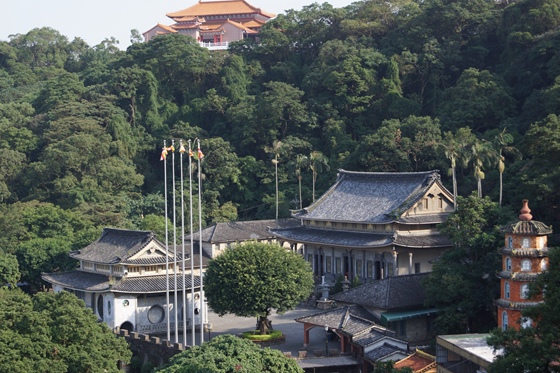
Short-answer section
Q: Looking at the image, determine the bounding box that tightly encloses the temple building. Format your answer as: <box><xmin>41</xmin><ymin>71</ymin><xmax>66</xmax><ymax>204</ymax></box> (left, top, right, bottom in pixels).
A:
<box><xmin>143</xmin><ymin>0</ymin><xmax>275</xmax><ymax>49</ymax></box>
<box><xmin>42</xmin><ymin>228</ymin><xmax>207</xmax><ymax>335</ymax></box>
<box><xmin>271</xmin><ymin>170</ymin><xmax>454</xmax><ymax>284</ymax></box>
<box><xmin>495</xmin><ymin>199</ymin><xmax>552</xmax><ymax>330</ymax></box>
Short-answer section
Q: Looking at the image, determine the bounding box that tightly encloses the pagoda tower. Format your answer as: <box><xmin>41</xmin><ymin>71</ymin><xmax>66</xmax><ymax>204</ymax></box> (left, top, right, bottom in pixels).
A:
<box><xmin>495</xmin><ymin>199</ymin><xmax>552</xmax><ymax>330</ymax></box>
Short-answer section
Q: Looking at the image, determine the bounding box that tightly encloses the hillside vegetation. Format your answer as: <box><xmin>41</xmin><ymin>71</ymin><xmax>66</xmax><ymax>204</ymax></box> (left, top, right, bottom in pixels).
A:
<box><xmin>1</xmin><ymin>0</ymin><xmax>560</xmax><ymax>287</ymax></box>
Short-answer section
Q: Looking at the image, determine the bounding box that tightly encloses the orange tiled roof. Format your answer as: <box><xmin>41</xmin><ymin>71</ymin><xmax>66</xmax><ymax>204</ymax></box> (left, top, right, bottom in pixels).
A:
<box><xmin>142</xmin><ymin>23</ymin><xmax>178</xmax><ymax>36</ymax></box>
<box><xmin>167</xmin><ymin>0</ymin><xmax>275</xmax><ymax>19</ymax></box>
<box><xmin>240</xmin><ymin>19</ymin><xmax>266</xmax><ymax>28</ymax></box>
<box><xmin>394</xmin><ymin>350</ymin><xmax>436</xmax><ymax>373</ymax></box>
<box><xmin>225</xmin><ymin>19</ymin><xmax>255</xmax><ymax>32</ymax></box>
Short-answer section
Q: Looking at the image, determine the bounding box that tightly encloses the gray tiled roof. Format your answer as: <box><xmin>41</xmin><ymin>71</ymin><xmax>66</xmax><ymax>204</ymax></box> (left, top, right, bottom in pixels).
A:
<box><xmin>271</xmin><ymin>226</ymin><xmax>392</xmax><ymax>248</ymax></box>
<box><xmin>330</xmin><ymin>273</ymin><xmax>429</xmax><ymax>310</ymax></box>
<box><xmin>111</xmin><ymin>274</ymin><xmax>201</xmax><ymax>293</ymax></box>
<box><xmin>295</xmin><ymin>305</ymin><xmax>376</xmax><ymax>332</ymax></box>
<box><xmin>297</xmin><ymin>356</ymin><xmax>359</xmax><ymax>369</ymax></box>
<box><xmin>501</xmin><ymin>220</ymin><xmax>553</xmax><ymax>235</ymax></box>
<box><xmin>364</xmin><ymin>343</ymin><xmax>407</xmax><ymax>362</ymax></box>
<box><xmin>41</xmin><ymin>270</ymin><xmax>201</xmax><ymax>294</ymax></box>
<box><xmin>352</xmin><ymin>327</ymin><xmax>399</xmax><ymax>347</ymax></box>
<box><xmin>270</xmin><ymin>227</ymin><xmax>451</xmax><ymax>249</ymax></box>
<box><xmin>41</xmin><ymin>270</ymin><xmax>111</xmax><ymax>292</ymax></box>
<box><xmin>189</xmin><ymin>218</ymin><xmax>300</xmax><ymax>243</ymax></box>
<box><xmin>293</xmin><ymin>170</ymin><xmax>450</xmax><ymax>223</ymax></box>
<box><xmin>70</xmin><ymin>228</ymin><xmax>165</xmax><ymax>264</ymax></box>
<box><xmin>393</xmin><ymin>232</ymin><xmax>451</xmax><ymax>248</ymax></box>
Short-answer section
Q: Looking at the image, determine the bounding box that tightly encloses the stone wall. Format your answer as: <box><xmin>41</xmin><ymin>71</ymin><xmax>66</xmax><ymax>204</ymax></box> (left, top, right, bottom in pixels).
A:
<box><xmin>115</xmin><ymin>328</ymin><xmax>185</xmax><ymax>370</ymax></box>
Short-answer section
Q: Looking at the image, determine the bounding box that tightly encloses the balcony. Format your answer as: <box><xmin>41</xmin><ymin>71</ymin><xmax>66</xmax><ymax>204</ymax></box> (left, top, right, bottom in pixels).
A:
<box><xmin>199</xmin><ymin>41</ymin><xmax>229</xmax><ymax>50</ymax></box>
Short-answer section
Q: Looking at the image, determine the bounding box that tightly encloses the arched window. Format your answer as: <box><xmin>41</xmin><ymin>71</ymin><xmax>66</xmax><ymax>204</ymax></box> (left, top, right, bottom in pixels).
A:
<box><xmin>97</xmin><ymin>294</ymin><xmax>104</xmax><ymax>319</ymax></box>
<box><xmin>508</xmin><ymin>236</ymin><xmax>513</xmax><ymax>249</ymax></box>
<box><xmin>521</xmin><ymin>259</ymin><xmax>531</xmax><ymax>271</ymax></box>
<box><xmin>541</xmin><ymin>259</ymin><xmax>547</xmax><ymax>271</ymax></box>
<box><xmin>522</xmin><ymin>237</ymin><xmax>530</xmax><ymax>248</ymax></box>
<box><xmin>505</xmin><ymin>257</ymin><xmax>512</xmax><ymax>271</ymax></box>
<box><xmin>505</xmin><ymin>282</ymin><xmax>510</xmax><ymax>299</ymax></box>
<box><xmin>521</xmin><ymin>284</ymin><xmax>530</xmax><ymax>299</ymax></box>
<box><xmin>502</xmin><ymin>311</ymin><xmax>508</xmax><ymax>331</ymax></box>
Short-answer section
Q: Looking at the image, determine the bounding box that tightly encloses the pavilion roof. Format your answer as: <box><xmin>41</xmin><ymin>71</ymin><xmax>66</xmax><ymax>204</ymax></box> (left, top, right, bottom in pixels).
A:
<box><xmin>167</xmin><ymin>0</ymin><xmax>275</xmax><ymax>20</ymax></box>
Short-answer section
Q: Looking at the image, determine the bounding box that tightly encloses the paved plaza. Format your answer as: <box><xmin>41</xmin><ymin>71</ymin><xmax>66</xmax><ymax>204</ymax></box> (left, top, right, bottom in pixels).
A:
<box><xmin>174</xmin><ymin>305</ymin><xmax>334</xmax><ymax>357</ymax></box>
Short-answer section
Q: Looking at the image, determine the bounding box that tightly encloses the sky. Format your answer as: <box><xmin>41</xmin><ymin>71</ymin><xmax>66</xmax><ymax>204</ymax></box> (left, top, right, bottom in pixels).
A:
<box><xmin>1</xmin><ymin>0</ymin><xmax>355</xmax><ymax>50</ymax></box>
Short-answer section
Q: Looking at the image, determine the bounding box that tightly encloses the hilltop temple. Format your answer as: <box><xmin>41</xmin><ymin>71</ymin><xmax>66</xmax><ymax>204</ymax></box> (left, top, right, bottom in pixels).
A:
<box><xmin>143</xmin><ymin>0</ymin><xmax>275</xmax><ymax>49</ymax></box>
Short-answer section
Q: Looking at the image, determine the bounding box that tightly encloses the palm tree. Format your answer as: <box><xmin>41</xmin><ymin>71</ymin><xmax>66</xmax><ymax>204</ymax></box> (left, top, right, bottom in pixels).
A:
<box><xmin>464</xmin><ymin>138</ymin><xmax>497</xmax><ymax>198</ymax></box>
<box><xmin>309</xmin><ymin>151</ymin><xmax>330</xmax><ymax>203</ymax></box>
<box><xmin>441</xmin><ymin>128</ymin><xmax>474</xmax><ymax>210</ymax></box>
<box><xmin>265</xmin><ymin>140</ymin><xmax>283</xmax><ymax>221</ymax></box>
<box><xmin>494</xmin><ymin>128</ymin><xmax>522</xmax><ymax>206</ymax></box>
<box><xmin>294</xmin><ymin>154</ymin><xmax>308</xmax><ymax>209</ymax></box>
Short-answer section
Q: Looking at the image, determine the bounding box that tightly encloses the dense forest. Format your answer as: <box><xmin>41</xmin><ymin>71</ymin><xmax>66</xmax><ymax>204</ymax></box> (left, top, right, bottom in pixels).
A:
<box><xmin>2</xmin><ymin>0</ymin><xmax>560</xmax><ymax>288</ymax></box>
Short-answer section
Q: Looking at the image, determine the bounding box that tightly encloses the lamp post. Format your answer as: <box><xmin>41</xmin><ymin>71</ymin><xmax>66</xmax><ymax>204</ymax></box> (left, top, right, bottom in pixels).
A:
<box><xmin>324</xmin><ymin>325</ymin><xmax>329</xmax><ymax>356</ymax></box>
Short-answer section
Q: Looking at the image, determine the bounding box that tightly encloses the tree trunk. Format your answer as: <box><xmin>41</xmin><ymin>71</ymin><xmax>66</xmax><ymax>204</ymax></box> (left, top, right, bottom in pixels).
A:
<box><xmin>256</xmin><ymin>310</ymin><xmax>273</xmax><ymax>335</ymax></box>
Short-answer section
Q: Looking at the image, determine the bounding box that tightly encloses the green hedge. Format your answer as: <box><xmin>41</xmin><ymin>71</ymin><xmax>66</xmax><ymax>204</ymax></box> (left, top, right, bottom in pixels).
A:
<box><xmin>241</xmin><ymin>330</ymin><xmax>283</xmax><ymax>341</ymax></box>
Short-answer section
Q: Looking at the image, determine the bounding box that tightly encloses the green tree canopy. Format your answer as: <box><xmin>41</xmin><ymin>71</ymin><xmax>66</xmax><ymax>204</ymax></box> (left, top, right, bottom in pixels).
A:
<box><xmin>0</xmin><ymin>289</ymin><xmax>131</xmax><ymax>373</ymax></box>
<box><xmin>423</xmin><ymin>193</ymin><xmax>510</xmax><ymax>335</ymax></box>
<box><xmin>156</xmin><ymin>334</ymin><xmax>303</xmax><ymax>373</ymax></box>
<box><xmin>204</xmin><ymin>242</ymin><xmax>314</xmax><ymax>334</ymax></box>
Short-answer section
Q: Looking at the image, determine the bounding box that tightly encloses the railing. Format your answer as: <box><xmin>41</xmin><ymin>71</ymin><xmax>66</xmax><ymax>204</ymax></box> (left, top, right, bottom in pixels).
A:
<box><xmin>199</xmin><ymin>41</ymin><xmax>229</xmax><ymax>50</ymax></box>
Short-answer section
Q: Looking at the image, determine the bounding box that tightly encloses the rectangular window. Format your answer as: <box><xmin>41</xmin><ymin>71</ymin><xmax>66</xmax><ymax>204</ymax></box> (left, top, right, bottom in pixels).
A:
<box><xmin>356</xmin><ymin>260</ymin><xmax>363</xmax><ymax>277</ymax></box>
<box><xmin>325</xmin><ymin>256</ymin><xmax>332</xmax><ymax>273</ymax></box>
<box><xmin>367</xmin><ymin>261</ymin><xmax>373</xmax><ymax>278</ymax></box>
<box><xmin>335</xmin><ymin>257</ymin><xmax>342</xmax><ymax>274</ymax></box>
<box><xmin>307</xmin><ymin>254</ymin><xmax>313</xmax><ymax>264</ymax></box>
<box><xmin>387</xmin><ymin>263</ymin><xmax>394</xmax><ymax>277</ymax></box>
<box><xmin>414</xmin><ymin>263</ymin><xmax>421</xmax><ymax>274</ymax></box>
<box><xmin>522</xmin><ymin>238</ymin><xmax>530</xmax><ymax>248</ymax></box>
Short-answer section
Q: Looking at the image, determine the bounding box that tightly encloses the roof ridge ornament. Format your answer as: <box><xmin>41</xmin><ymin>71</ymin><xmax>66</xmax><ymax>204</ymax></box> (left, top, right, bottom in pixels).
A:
<box><xmin>519</xmin><ymin>199</ymin><xmax>532</xmax><ymax>221</ymax></box>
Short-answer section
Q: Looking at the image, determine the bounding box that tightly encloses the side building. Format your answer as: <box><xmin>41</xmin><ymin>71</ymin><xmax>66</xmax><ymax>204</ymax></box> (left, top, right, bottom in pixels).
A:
<box><xmin>271</xmin><ymin>169</ymin><xmax>454</xmax><ymax>284</ymax></box>
<box><xmin>143</xmin><ymin>0</ymin><xmax>275</xmax><ymax>49</ymax></box>
<box><xmin>42</xmin><ymin>228</ymin><xmax>207</xmax><ymax>335</ymax></box>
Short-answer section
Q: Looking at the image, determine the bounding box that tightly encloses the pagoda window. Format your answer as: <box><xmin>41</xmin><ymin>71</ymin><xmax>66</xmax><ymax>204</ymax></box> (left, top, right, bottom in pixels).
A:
<box><xmin>502</xmin><ymin>312</ymin><xmax>508</xmax><ymax>331</ymax></box>
<box><xmin>83</xmin><ymin>262</ymin><xmax>94</xmax><ymax>270</ymax></box>
<box><xmin>367</xmin><ymin>261</ymin><xmax>373</xmax><ymax>278</ymax></box>
<box><xmin>508</xmin><ymin>236</ymin><xmax>513</xmax><ymax>249</ymax></box>
<box><xmin>541</xmin><ymin>259</ymin><xmax>547</xmax><ymax>271</ymax></box>
<box><xmin>505</xmin><ymin>281</ymin><xmax>510</xmax><ymax>299</ymax></box>
<box><xmin>522</xmin><ymin>237</ymin><xmax>530</xmax><ymax>248</ymax></box>
<box><xmin>505</xmin><ymin>257</ymin><xmax>512</xmax><ymax>271</ymax></box>
<box><xmin>521</xmin><ymin>317</ymin><xmax>532</xmax><ymax>328</ymax></box>
<box><xmin>521</xmin><ymin>284</ymin><xmax>530</xmax><ymax>299</ymax></box>
<box><xmin>325</xmin><ymin>256</ymin><xmax>332</xmax><ymax>273</ymax></box>
<box><xmin>521</xmin><ymin>259</ymin><xmax>531</xmax><ymax>271</ymax></box>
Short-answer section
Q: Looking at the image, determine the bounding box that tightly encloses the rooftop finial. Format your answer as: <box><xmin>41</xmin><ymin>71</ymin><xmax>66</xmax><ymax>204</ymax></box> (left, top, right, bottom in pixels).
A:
<box><xmin>519</xmin><ymin>199</ymin><xmax>532</xmax><ymax>221</ymax></box>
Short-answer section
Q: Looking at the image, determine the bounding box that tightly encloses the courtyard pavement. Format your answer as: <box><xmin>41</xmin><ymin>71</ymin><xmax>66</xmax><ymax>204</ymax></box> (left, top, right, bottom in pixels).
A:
<box><xmin>173</xmin><ymin>305</ymin><xmax>334</xmax><ymax>357</ymax></box>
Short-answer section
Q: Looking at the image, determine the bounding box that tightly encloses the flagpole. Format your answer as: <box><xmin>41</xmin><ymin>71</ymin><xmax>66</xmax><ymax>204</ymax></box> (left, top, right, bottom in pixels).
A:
<box><xmin>189</xmin><ymin>140</ymin><xmax>195</xmax><ymax>345</ymax></box>
<box><xmin>180</xmin><ymin>140</ymin><xmax>187</xmax><ymax>347</ymax></box>
<box><xmin>197</xmin><ymin>138</ymin><xmax>204</xmax><ymax>344</ymax></box>
<box><xmin>163</xmin><ymin>140</ymin><xmax>170</xmax><ymax>342</ymax></box>
<box><xmin>172</xmin><ymin>140</ymin><xmax>179</xmax><ymax>343</ymax></box>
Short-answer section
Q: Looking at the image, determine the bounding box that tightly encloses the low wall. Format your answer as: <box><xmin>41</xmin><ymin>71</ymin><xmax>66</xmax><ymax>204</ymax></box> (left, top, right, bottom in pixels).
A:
<box><xmin>115</xmin><ymin>328</ymin><xmax>185</xmax><ymax>370</ymax></box>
